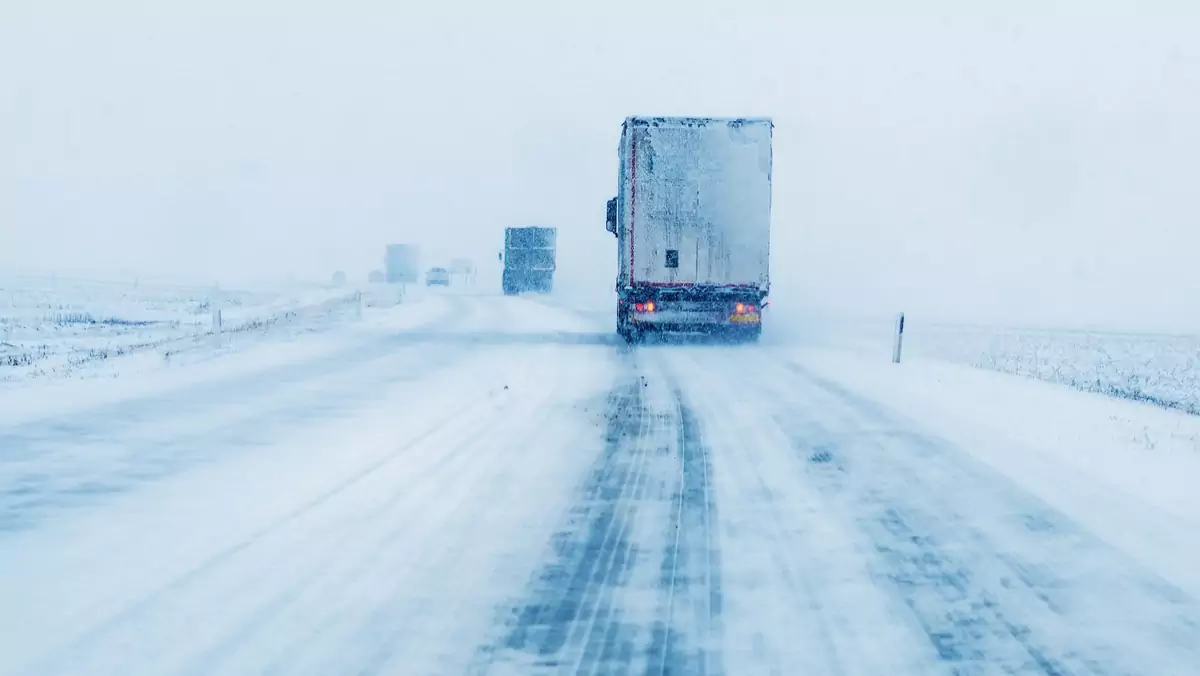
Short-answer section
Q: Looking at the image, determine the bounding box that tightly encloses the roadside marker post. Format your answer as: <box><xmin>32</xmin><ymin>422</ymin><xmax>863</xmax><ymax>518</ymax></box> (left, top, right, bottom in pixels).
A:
<box><xmin>211</xmin><ymin>284</ymin><xmax>223</xmax><ymax>346</ymax></box>
<box><xmin>893</xmin><ymin>312</ymin><xmax>905</xmax><ymax>364</ymax></box>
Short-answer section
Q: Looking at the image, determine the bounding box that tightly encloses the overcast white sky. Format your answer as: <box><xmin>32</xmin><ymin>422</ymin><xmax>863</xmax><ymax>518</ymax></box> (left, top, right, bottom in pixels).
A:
<box><xmin>2</xmin><ymin>0</ymin><xmax>1198</xmax><ymax>330</ymax></box>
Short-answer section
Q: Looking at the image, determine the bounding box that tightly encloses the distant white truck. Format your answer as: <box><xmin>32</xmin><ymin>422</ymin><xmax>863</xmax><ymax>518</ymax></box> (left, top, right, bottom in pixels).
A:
<box><xmin>606</xmin><ymin>116</ymin><xmax>773</xmax><ymax>342</ymax></box>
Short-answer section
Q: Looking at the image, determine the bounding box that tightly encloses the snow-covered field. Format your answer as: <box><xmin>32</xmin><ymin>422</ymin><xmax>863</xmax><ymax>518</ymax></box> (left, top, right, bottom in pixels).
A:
<box><xmin>912</xmin><ymin>324</ymin><xmax>1200</xmax><ymax>415</ymax></box>
<box><xmin>0</xmin><ymin>276</ymin><xmax>403</xmax><ymax>384</ymax></box>
<box><xmin>790</xmin><ymin>315</ymin><xmax>1200</xmax><ymax>416</ymax></box>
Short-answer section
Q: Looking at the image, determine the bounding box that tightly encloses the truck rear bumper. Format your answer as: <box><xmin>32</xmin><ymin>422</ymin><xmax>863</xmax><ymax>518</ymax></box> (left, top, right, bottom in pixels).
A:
<box><xmin>617</xmin><ymin>286</ymin><xmax>765</xmax><ymax>338</ymax></box>
<box><xmin>629</xmin><ymin>321</ymin><xmax>761</xmax><ymax>335</ymax></box>
<box><xmin>623</xmin><ymin>304</ymin><xmax>762</xmax><ymax>333</ymax></box>
<box><xmin>630</xmin><ymin>311</ymin><xmax>760</xmax><ymax>329</ymax></box>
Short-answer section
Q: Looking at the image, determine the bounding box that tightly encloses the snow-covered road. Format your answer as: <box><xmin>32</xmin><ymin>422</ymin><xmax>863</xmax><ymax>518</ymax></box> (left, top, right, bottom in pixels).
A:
<box><xmin>2</xmin><ymin>293</ymin><xmax>1198</xmax><ymax>675</ymax></box>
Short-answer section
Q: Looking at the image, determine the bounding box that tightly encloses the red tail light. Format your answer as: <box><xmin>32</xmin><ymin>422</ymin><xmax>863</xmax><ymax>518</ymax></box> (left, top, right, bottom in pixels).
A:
<box><xmin>747</xmin><ymin>305</ymin><xmax>756</xmax><ymax>312</ymax></box>
<box><xmin>635</xmin><ymin>303</ymin><xmax>645</xmax><ymax>312</ymax></box>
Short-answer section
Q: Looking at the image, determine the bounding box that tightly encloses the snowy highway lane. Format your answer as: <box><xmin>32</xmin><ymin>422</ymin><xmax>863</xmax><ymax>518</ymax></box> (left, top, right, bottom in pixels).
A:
<box><xmin>3</xmin><ymin>294</ymin><xmax>1199</xmax><ymax>676</ymax></box>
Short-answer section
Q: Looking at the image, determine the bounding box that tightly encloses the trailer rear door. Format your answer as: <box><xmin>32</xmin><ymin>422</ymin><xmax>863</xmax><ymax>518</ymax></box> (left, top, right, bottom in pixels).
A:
<box><xmin>625</xmin><ymin>118</ymin><xmax>771</xmax><ymax>288</ymax></box>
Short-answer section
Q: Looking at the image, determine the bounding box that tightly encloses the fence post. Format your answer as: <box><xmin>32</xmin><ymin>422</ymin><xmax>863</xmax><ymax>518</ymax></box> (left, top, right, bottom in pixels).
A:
<box><xmin>211</xmin><ymin>285</ymin><xmax>223</xmax><ymax>346</ymax></box>
<box><xmin>355</xmin><ymin>290</ymin><xmax>363</xmax><ymax>320</ymax></box>
<box><xmin>892</xmin><ymin>312</ymin><xmax>905</xmax><ymax>364</ymax></box>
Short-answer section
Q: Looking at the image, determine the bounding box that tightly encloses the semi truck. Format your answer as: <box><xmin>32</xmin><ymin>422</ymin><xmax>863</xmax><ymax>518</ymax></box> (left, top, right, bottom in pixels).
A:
<box><xmin>502</xmin><ymin>226</ymin><xmax>556</xmax><ymax>295</ymax></box>
<box><xmin>606</xmin><ymin>116</ymin><xmax>773</xmax><ymax>343</ymax></box>
<box><xmin>385</xmin><ymin>244</ymin><xmax>420</xmax><ymax>285</ymax></box>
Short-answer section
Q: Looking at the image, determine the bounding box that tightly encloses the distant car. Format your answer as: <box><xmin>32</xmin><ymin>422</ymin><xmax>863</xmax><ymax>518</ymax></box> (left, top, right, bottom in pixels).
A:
<box><xmin>426</xmin><ymin>267</ymin><xmax>451</xmax><ymax>286</ymax></box>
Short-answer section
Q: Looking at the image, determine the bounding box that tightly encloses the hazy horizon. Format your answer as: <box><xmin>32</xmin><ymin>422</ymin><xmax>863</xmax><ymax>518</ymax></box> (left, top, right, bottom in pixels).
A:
<box><xmin>3</xmin><ymin>1</ymin><xmax>1198</xmax><ymax>331</ymax></box>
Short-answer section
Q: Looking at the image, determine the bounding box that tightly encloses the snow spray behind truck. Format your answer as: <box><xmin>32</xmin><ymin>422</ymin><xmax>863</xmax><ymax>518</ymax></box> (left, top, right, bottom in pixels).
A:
<box><xmin>605</xmin><ymin>116</ymin><xmax>772</xmax><ymax>343</ymax></box>
<box><xmin>502</xmin><ymin>226</ymin><xmax>556</xmax><ymax>295</ymax></box>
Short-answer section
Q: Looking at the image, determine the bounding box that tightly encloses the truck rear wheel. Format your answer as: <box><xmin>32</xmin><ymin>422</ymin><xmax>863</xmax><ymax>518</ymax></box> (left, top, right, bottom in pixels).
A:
<box><xmin>617</xmin><ymin>313</ymin><xmax>642</xmax><ymax>344</ymax></box>
<box><xmin>618</xmin><ymin>321</ymin><xmax>640</xmax><ymax>344</ymax></box>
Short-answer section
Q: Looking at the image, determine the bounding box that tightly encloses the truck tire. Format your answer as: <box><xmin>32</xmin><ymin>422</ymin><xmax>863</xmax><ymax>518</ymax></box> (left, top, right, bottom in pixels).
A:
<box><xmin>618</xmin><ymin>317</ymin><xmax>642</xmax><ymax>344</ymax></box>
<box><xmin>618</xmin><ymin>322</ymin><xmax>637</xmax><ymax>344</ymax></box>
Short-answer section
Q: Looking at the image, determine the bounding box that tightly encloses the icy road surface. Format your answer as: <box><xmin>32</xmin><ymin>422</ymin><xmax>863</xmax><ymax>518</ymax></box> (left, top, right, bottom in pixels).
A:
<box><xmin>2</xmin><ymin>293</ymin><xmax>1199</xmax><ymax>676</ymax></box>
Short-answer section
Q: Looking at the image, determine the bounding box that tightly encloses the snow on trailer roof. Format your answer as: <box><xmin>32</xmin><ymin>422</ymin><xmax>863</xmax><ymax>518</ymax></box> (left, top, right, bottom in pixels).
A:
<box><xmin>623</xmin><ymin>116</ymin><xmax>773</xmax><ymax>128</ymax></box>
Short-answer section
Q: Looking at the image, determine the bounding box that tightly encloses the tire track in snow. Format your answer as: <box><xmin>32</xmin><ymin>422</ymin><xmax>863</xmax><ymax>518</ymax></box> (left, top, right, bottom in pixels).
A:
<box><xmin>560</xmin><ymin>378</ymin><xmax>656</xmax><ymax>676</ymax></box>
<box><xmin>474</xmin><ymin>350</ymin><xmax>725</xmax><ymax>675</ymax></box>
<box><xmin>661</xmin><ymin>349</ymin><xmax>850</xmax><ymax>675</ymax></box>
<box><xmin>757</xmin><ymin>357</ymin><xmax>1200</xmax><ymax>675</ymax></box>
<box><xmin>375</xmin><ymin>394</ymin><xmax>603</xmax><ymax>673</ymax></box>
<box><xmin>645</xmin><ymin>383</ymin><xmax>724</xmax><ymax>676</ymax></box>
<box><xmin>763</xmin><ymin>359</ymin><xmax>1097</xmax><ymax>674</ymax></box>
<box><xmin>480</xmin><ymin>373</ymin><xmax>650</xmax><ymax>673</ymax></box>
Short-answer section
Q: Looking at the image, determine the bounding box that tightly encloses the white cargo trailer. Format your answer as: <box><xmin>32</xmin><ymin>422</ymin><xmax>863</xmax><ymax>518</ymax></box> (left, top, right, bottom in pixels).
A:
<box><xmin>605</xmin><ymin>116</ymin><xmax>772</xmax><ymax>342</ymax></box>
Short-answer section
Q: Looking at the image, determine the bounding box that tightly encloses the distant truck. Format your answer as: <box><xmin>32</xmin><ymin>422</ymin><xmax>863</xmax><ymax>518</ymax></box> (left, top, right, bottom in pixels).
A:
<box><xmin>502</xmin><ymin>226</ymin><xmax>556</xmax><ymax>295</ymax></box>
<box><xmin>426</xmin><ymin>267</ymin><xmax>450</xmax><ymax>286</ymax></box>
<box><xmin>606</xmin><ymin>116</ymin><xmax>772</xmax><ymax>342</ymax></box>
<box><xmin>385</xmin><ymin>244</ymin><xmax>420</xmax><ymax>284</ymax></box>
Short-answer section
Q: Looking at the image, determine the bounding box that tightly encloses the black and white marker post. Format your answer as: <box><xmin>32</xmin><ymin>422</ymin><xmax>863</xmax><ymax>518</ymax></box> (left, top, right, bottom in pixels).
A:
<box><xmin>211</xmin><ymin>308</ymin><xmax>222</xmax><ymax>345</ymax></box>
<box><xmin>211</xmin><ymin>284</ymin><xmax>223</xmax><ymax>347</ymax></box>
<box><xmin>892</xmin><ymin>312</ymin><xmax>905</xmax><ymax>364</ymax></box>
